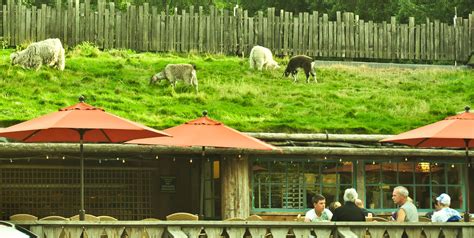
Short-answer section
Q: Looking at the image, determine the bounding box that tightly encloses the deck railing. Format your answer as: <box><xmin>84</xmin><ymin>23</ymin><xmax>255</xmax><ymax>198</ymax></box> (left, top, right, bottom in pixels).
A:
<box><xmin>10</xmin><ymin>220</ymin><xmax>474</xmax><ymax>238</ymax></box>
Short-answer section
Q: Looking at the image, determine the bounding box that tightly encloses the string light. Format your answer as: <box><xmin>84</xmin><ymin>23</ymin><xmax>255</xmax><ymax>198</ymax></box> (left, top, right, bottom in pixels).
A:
<box><xmin>9</xmin><ymin>159</ymin><xmax>13</xmax><ymax>163</ymax></box>
<box><xmin>339</xmin><ymin>158</ymin><xmax>342</xmax><ymax>162</ymax></box>
<box><xmin>324</xmin><ymin>156</ymin><xmax>327</xmax><ymax>160</ymax></box>
<box><xmin>62</xmin><ymin>156</ymin><xmax>65</xmax><ymax>160</ymax></box>
<box><xmin>372</xmin><ymin>161</ymin><xmax>375</xmax><ymax>165</ymax></box>
<box><xmin>99</xmin><ymin>159</ymin><xmax>102</xmax><ymax>164</ymax></box>
<box><xmin>173</xmin><ymin>157</ymin><xmax>176</xmax><ymax>162</ymax></box>
<box><xmin>122</xmin><ymin>159</ymin><xmax>125</xmax><ymax>164</ymax></box>
<box><xmin>155</xmin><ymin>155</ymin><xmax>159</xmax><ymax>160</ymax></box>
<box><xmin>190</xmin><ymin>159</ymin><xmax>193</xmax><ymax>163</ymax></box>
<box><xmin>46</xmin><ymin>155</ymin><xmax>49</xmax><ymax>160</ymax></box>
<box><xmin>404</xmin><ymin>158</ymin><xmax>408</xmax><ymax>162</ymax></box>
<box><xmin>451</xmin><ymin>164</ymin><xmax>455</xmax><ymax>168</ymax></box>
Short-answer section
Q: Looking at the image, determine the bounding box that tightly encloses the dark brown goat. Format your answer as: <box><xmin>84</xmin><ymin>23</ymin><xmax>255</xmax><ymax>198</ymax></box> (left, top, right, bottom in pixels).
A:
<box><xmin>283</xmin><ymin>55</ymin><xmax>317</xmax><ymax>83</ymax></box>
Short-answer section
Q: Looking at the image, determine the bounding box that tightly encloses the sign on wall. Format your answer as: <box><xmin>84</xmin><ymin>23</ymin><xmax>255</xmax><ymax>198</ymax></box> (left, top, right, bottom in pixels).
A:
<box><xmin>160</xmin><ymin>176</ymin><xmax>176</xmax><ymax>193</ymax></box>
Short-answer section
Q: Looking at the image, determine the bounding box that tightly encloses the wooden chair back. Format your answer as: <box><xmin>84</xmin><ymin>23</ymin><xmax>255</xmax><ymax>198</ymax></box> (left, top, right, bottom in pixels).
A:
<box><xmin>40</xmin><ymin>215</ymin><xmax>69</xmax><ymax>221</ymax></box>
<box><xmin>70</xmin><ymin>214</ymin><xmax>100</xmax><ymax>221</ymax></box>
<box><xmin>225</xmin><ymin>217</ymin><xmax>246</xmax><ymax>221</ymax></box>
<box><xmin>166</xmin><ymin>212</ymin><xmax>199</xmax><ymax>221</ymax></box>
<box><xmin>246</xmin><ymin>214</ymin><xmax>263</xmax><ymax>221</ymax></box>
<box><xmin>98</xmin><ymin>215</ymin><xmax>118</xmax><ymax>221</ymax></box>
<box><xmin>9</xmin><ymin>214</ymin><xmax>38</xmax><ymax>221</ymax></box>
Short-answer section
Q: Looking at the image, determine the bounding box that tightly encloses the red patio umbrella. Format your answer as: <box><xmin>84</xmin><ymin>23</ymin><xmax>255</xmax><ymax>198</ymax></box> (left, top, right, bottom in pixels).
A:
<box><xmin>0</xmin><ymin>96</ymin><xmax>169</xmax><ymax>220</ymax></box>
<box><xmin>380</xmin><ymin>106</ymin><xmax>474</xmax><ymax>221</ymax></box>
<box><xmin>126</xmin><ymin>111</ymin><xmax>279</xmax><ymax>151</ymax></box>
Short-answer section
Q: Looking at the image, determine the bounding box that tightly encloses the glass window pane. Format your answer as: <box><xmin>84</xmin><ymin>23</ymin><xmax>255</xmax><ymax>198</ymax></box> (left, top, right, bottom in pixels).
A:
<box><xmin>366</xmin><ymin>186</ymin><xmax>381</xmax><ymax>209</ymax></box>
<box><xmin>322</xmin><ymin>186</ymin><xmax>337</xmax><ymax>205</ymax></box>
<box><xmin>254</xmin><ymin>184</ymin><xmax>269</xmax><ymax>208</ymax></box>
<box><xmin>381</xmin><ymin>162</ymin><xmax>397</xmax><ymax>184</ymax></box>
<box><xmin>415</xmin><ymin>186</ymin><xmax>431</xmax><ymax>209</ymax></box>
<box><xmin>304</xmin><ymin>162</ymin><xmax>320</xmax><ymax>185</ymax></box>
<box><xmin>321</xmin><ymin>163</ymin><xmax>337</xmax><ymax>185</ymax></box>
<box><xmin>431</xmin><ymin>163</ymin><xmax>446</xmax><ymax>185</ymax></box>
<box><xmin>382</xmin><ymin>185</ymin><xmax>396</xmax><ymax>209</ymax></box>
<box><xmin>365</xmin><ymin>162</ymin><xmax>380</xmax><ymax>184</ymax></box>
<box><xmin>448</xmin><ymin>187</ymin><xmax>463</xmax><ymax>209</ymax></box>
<box><xmin>415</xmin><ymin>162</ymin><xmax>431</xmax><ymax>184</ymax></box>
<box><xmin>447</xmin><ymin>164</ymin><xmax>462</xmax><ymax>185</ymax></box>
<box><xmin>270</xmin><ymin>185</ymin><xmax>283</xmax><ymax>208</ymax></box>
<box><xmin>339</xmin><ymin>162</ymin><xmax>353</xmax><ymax>184</ymax></box>
<box><xmin>398</xmin><ymin>162</ymin><xmax>414</xmax><ymax>184</ymax></box>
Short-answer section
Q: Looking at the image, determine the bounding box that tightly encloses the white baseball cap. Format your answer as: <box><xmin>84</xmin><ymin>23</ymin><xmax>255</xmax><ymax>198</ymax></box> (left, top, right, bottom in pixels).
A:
<box><xmin>436</xmin><ymin>193</ymin><xmax>451</xmax><ymax>205</ymax></box>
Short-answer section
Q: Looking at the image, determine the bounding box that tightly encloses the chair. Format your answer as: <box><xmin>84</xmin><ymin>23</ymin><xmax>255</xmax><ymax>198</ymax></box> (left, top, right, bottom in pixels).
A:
<box><xmin>9</xmin><ymin>214</ymin><xmax>38</xmax><ymax>221</ymax></box>
<box><xmin>418</xmin><ymin>216</ymin><xmax>431</xmax><ymax>222</ymax></box>
<box><xmin>40</xmin><ymin>215</ymin><xmax>70</xmax><ymax>221</ymax></box>
<box><xmin>294</xmin><ymin>214</ymin><xmax>305</xmax><ymax>222</ymax></box>
<box><xmin>225</xmin><ymin>217</ymin><xmax>246</xmax><ymax>221</ymax></box>
<box><xmin>70</xmin><ymin>214</ymin><xmax>100</xmax><ymax>221</ymax></box>
<box><xmin>246</xmin><ymin>214</ymin><xmax>263</xmax><ymax>221</ymax></box>
<box><xmin>371</xmin><ymin>216</ymin><xmax>389</xmax><ymax>222</ymax></box>
<box><xmin>141</xmin><ymin>218</ymin><xmax>160</xmax><ymax>221</ymax></box>
<box><xmin>98</xmin><ymin>215</ymin><xmax>118</xmax><ymax>221</ymax></box>
<box><xmin>166</xmin><ymin>212</ymin><xmax>199</xmax><ymax>221</ymax></box>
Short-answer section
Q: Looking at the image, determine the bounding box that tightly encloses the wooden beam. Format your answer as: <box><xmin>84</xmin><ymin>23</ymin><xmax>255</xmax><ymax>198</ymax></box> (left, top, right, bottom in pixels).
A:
<box><xmin>245</xmin><ymin>132</ymin><xmax>392</xmax><ymax>142</ymax></box>
<box><xmin>0</xmin><ymin>143</ymin><xmax>469</xmax><ymax>159</ymax></box>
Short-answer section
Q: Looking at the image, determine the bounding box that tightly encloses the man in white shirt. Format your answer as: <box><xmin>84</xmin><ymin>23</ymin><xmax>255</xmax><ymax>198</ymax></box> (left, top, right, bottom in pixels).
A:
<box><xmin>304</xmin><ymin>194</ymin><xmax>333</xmax><ymax>222</ymax></box>
<box><xmin>431</xmin><ymin>193</ymin><xmax>461</xmax><ymax>222</ymax></box>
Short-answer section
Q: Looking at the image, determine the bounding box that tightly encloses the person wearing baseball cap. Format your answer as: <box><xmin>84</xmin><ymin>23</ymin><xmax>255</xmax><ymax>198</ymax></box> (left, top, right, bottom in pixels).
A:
<box><xmin>431</xmin><ymin>193</ymin><xmax>462</xmax><ymax>222</ymax></box>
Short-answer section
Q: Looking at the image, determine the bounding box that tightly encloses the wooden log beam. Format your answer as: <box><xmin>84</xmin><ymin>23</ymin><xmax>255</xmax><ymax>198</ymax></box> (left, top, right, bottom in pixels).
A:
<box><xmin>245</xmin><ymin>132</ymin><xmax>392</xmax><ymax>142</ymax></box>
<box><xmin>0</xmin><ymin>143</ymin><xmax>469</xmax><ymax>159</ymax></box>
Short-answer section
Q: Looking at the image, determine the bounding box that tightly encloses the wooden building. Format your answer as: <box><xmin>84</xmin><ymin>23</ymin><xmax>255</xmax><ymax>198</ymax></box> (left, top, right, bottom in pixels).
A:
<box><xmin>0</xmin><ymin>133</ymin><xmax>472</xmax><ymax>221</ymax></box>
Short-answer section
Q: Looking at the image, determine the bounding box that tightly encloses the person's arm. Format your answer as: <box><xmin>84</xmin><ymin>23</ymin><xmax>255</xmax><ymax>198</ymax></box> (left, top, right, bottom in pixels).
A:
<box><xmin>396</xmin><ymin>208</ymin><xmax>406</xmax><ymax>222</ymax></box>
<box><xmin>304</xmin><ymin>217</ymin><xmax>311</xmax><ymax>222</ymax></box>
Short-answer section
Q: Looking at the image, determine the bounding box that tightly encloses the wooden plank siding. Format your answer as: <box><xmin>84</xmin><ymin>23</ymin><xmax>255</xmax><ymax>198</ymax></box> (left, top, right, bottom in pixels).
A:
<box><xmin>1</xmin><ymin>1</ymin><xmax>472</xmax><ymax>63</ymax></box>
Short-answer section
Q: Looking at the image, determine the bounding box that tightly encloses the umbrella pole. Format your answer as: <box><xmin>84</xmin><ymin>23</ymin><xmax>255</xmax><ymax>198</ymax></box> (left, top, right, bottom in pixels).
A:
<box><xmin>464</xmin><ymin>140</ymin><xmax>471</xmax><ymax>222</ymax></box>
<box><xmin>79</xmin><ymin>130</ymin><xmax>86</xmax><ymax>221</ymax></box>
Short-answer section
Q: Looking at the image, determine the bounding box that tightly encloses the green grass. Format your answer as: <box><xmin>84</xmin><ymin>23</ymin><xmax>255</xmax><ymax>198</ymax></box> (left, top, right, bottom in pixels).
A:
<box><xmin>1</xmin><ymin>44</ymin><xmax>473</xmax><ymax>134</ymax></box>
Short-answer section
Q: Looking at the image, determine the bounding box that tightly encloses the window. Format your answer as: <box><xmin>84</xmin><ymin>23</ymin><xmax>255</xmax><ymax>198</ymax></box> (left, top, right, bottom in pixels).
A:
<box><xmin>0</xmin><ymin>158</ymin><xmax>154</xmax><ymax>220</ymax></box>
<box><xmin>365</xmin><ymin>160</ymin><xmax>464</xmax><ymax>212</ymax></box>
<box><xmin>252</xmin><ymin>158</ymin><xmax>353</xmax><ymax>212</ymax></box>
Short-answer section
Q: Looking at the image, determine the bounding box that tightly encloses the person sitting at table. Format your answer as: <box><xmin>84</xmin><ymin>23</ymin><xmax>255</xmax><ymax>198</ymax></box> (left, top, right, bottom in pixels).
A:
<box><xmin>431</xmin><ymin>193</ymin><xmax>461</xmax><ymax>222</ymax></box>
<box><xmin>355</xmin><ymin>198</ymin><xmax>373</xmax><ymax>217</ymax></box>
<box><xmin>304</xmin><ymin>194</ymin><xmax>333</xmax><ymax>222</ymax></box>
<box><xmin>331</xmin><ymin>188</ymin><xmax>365</xmax><ymax>221</ymax></box>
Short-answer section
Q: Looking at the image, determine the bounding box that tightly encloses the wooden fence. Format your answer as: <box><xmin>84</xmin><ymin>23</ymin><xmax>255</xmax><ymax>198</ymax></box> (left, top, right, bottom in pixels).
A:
<box><xmin>1</xmin><ymin>0</ymin><xmax>473</xmax><ymax>62</ymax></box>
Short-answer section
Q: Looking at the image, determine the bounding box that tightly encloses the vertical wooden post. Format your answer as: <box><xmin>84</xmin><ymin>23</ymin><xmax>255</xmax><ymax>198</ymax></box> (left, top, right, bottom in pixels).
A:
<box><xmin>221</xmin><ymin>155</ymin><xmax>250</xmax><ymax>220</ymax></box>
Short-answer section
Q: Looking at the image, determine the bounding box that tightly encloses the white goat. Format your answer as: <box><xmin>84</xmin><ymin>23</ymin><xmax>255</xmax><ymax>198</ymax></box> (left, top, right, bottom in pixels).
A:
<box><xmin>249</xmin><ymin>45</ymin><xmax>279</xmax><ymax>70</ymax></box>
<box><xmin>10</xmin><ymin>38</ymin><xmax>65</xmax><ymax>71</ymax></box>
<box><xmin>150</xmin><ymin>63</ymin><xmax>198</xmax><ymax>92</ymax></box>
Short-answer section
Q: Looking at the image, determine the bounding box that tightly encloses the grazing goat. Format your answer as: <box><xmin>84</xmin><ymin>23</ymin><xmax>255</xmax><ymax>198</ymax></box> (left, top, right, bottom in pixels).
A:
<box><xmin>150</xmin><ymin>63</ymin><xmax>198</xmax><ymax>92</ymax></box>
<box><xmin>249</xmin><ymin>45</ymin><xmax>279</xmax><ymax>70</ymax></box>
<box><xmin>283</xmin><ymin>55</ymin><xmax>317</xmax><ymax>83</ymax></box>
<box><xmin>10</xmin><ymin>38</ymin><xmax>65</xmax><ymax>71</ymax></box>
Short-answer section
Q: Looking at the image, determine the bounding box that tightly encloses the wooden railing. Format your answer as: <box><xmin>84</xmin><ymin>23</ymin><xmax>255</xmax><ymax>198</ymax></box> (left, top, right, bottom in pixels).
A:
<box><xmin>10</xmin><ymin>220</ymin><xmax>474</xmax><ymax>238</ymax></box>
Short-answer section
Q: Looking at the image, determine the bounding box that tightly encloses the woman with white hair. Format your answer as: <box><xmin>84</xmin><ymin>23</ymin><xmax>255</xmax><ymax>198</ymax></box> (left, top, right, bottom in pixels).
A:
<box><xmin>331</xmin><ymin>188</ymin><xmax>366</xmax><ymax>221</ymax></box>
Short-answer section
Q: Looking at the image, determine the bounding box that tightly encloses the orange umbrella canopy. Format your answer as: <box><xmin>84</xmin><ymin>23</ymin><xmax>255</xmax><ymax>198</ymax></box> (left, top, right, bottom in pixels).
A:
<box><xmin>381</xmin><ymin>107</ymin><xmax>473</xmax><ymax>221</ymax></box>
<box><xmin>0</xmin><ymin>97</ymin><xmax>169</xmax><ymax>220</ymax></box>
<box><xmin>0</xmin><ymin>100</ymin><xmax>169</xmax><ymax>142</ymax></box>
<box><xmin>381</xmin><ymin>108</ymin><xmax>474</xmax><ymax>148</ymax></box>
<box><xmin>127</xmin><ymin>113</ymin><xmax>278</xmax><ymax>151</ymax></box>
